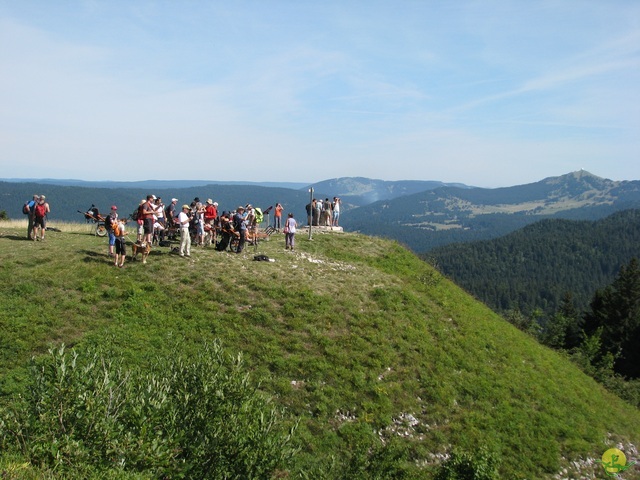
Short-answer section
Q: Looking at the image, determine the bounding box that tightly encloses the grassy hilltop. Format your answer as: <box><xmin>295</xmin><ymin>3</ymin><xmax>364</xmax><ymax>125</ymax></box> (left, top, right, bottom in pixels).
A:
<box><xmin>0</xmin><ymin>222</ymin><xmax>639</xmax><ymax>479</ymax></box>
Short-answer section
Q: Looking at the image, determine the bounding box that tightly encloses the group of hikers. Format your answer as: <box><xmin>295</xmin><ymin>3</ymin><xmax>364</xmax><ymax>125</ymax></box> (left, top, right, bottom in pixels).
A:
<box><xmin>98</xmin><ymin>195</ymin><xmax>301</xmax><ymax>266</ymax></box>
<box><xmin>23</xmin><ymin>192</ymin><xmax>341</xmax><ymax>267</ymax></box>
<box><xmin>306</xmin><ymin>197</ymin><xmax>341</xmax><ymax>227</ymax></box>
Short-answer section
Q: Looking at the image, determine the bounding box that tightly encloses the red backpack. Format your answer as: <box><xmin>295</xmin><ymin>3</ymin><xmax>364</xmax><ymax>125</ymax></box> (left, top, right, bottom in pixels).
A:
<box><xmin>34</xmin><ymin>202</ymin><xmax>47</xmax><ymax>218</ymax></box>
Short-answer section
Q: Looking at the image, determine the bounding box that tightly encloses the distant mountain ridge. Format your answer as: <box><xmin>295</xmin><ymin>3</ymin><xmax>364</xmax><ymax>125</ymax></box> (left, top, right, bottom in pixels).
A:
<box><xmin>307</xmin><ymin>177</ymin><xmax>472</xmax><ymax>206</ymax></box>
<box><xmin>342</xmin><ymin>170</ymin><xmax>640</xmax><ymax>252</ymax></box>
<box><xmin>1</xmin><ymin>178</ymin><xmax>309</xmax><ymax>190</ymax></box>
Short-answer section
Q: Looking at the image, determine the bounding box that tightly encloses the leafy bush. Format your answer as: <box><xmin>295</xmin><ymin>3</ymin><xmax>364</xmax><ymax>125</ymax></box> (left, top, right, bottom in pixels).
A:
<box><xmin>434</xmin><ymin>448</ymin><xmax>500</xmax><ymax>480</ymax></box>
<box><xmin>0</xmin><ymin>340</ymin><xmax>298</xmax><ymax>478</ymax></box>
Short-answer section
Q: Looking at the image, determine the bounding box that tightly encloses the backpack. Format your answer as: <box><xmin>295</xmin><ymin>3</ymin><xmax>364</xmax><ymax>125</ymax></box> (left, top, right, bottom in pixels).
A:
<box><xmin>112</xmin><ymin>222</ymin><xmax>122</xmax><ymax>237</ymax></box>
<box><xmin>34</xmin><ymin>203</ymin><xmax>47</xmax><ymax>218</ymax></box>
<box><xmin>254</xmin><ymin>208</ymin><xmax>263</xmax><ymax>224</ymax></box>
<box><xmin>105</xmin><ymin>215</ymin><xmax>114</xmax><ymax>231</ymax></box>
<box><xmin>22</xmin><ymin>202</ymin><xmax>30</xmax><ymax>215</ymax></box>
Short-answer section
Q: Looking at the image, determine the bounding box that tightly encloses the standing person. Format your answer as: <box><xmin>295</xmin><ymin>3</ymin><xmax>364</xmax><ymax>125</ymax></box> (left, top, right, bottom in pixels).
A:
<box><xmin>232</xmin><ymin>206</ymin><xmax>247</xmax><ymax>254</ymax></box>
<box><xmin>313</xmin><ymin>199</ymin><xmax>321</xmax><ymax>226</ymax></box>
<box><xmin>245</xmin><ymin>204</ymin><xmax>256</xmax><ymax>245</ymax></box>
<box><xmin>284</xmin><ymin>213</ymin><xmax>297</xmax><ymax>251</ymax></box>
<box><xmin>165</xmin><ymin>198</ymin><xmax>178</xmax><ymax>227</ymax></box>
<box><xmin>141</xmin><ymin>194</ymin><xmax>156</xmax><ymax>246</ymax></box>
<box><xmin>194</xmin><ymin>202</ymin><xmax>206</xmax><ymax>246</ymax></box>
<box><xmin>155</xmin><ymin>197</ymin><xmax>165</xmax><ymax>242</ymax></box>
<box><xmin>204</xmin><ymin>199</ymin><xmax>218</xmax><ymax>245</ymax></box>
<box><xmin>305</xmin><ymin>201</ymin><xmax>312</xmax><ymax>226</ymax></box>
<box><xmin>322</xmin><ymin>198</ymin><xmax>332</xmax><ymax>226</ymax></box>
<box><xmin>25</xmin><ymin>194</ymin><xmax>39</xmax><ymax>240</ymax></box>
<box><xmin>106</xmin><ymin>205</ymin><xmax>118</xmax><ymax>257</ymax></box>
<box><xmin>177</xmin><ymin>204</ymin><xmax>191</xmax><ymax>257</ymax></box>
<box><xmin>33</xmin><ymin>195</ymin><xmax>50</xmax><ymax>241</ymax></box>
<box><xmin>113</xmin><ymin>218</ymin><xmax>127</xmax><ymax>267</ymax></box>
<box><xmin>332</xmin><ymin>197</ymin><xmax>341</xmax><ymax>227</ymax></box>
<box><xmin>274</xmin><ymin>203</ymin><xmax>283</xmax><ymax>231</ymax></box>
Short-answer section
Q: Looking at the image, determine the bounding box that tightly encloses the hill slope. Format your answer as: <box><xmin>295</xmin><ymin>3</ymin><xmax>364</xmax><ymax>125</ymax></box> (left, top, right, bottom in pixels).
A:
<box><xmin>0</xmin><ymin>224</ymin><xmax>638</xmax><ymax>478</ymax></box>
<box><xmin>427</xmin><ymin>209</ymin><xmax>640</xmax><ymax>316</ymax></box>
<box><xmin>343</xmin><ymin>170</ymin><xmax>640</xmax><ymax>252</ymax></box>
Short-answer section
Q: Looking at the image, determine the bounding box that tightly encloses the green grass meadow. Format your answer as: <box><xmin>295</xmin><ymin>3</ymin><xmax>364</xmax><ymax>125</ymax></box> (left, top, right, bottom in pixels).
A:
<box><xmin>0</xmin><ymin>220</ymin><xmax>639</xmax><ymax>478</ymax></box>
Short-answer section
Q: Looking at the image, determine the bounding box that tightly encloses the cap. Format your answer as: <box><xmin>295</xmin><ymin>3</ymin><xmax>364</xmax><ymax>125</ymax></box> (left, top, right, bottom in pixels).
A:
<box><xmin>171</xmin><ymin>198</ymin><xmax>178</xmax><ymax>202</ymax></box>
<box><xmin>213</xmin><ymin>202</ymin><xmax>218</xmax><ymax>206</ymax></box>
<box><xmin>111</xmin><ymin>205</ymin><xmax>117</xmax><ymax>210</ymax></box>
<box><xmin>206</xmin><ymin>199</ymin><xmax>213</xmax><ymax>204</ymax></box>
<box><xmin>237</xmin><ymin>205</ymin><xmax>245</xmax><ymax>211</ymax></box>
<box><xmin>182</xmin><ymin>204</ymin><xmax>189</xmax><ymax>210</ymax></box>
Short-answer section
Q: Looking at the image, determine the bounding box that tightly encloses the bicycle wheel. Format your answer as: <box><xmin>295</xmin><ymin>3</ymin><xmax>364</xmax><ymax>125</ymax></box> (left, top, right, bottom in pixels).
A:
<box><xmin>96</xmin><ymin>222</ymin><xmax>107</xmax><ymax>237</ymax></box>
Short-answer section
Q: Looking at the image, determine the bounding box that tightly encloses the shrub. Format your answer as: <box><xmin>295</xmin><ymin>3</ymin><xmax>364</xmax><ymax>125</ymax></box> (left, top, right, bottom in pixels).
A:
<box><xmin>434</xmin><ymin>448</ymin><xmax>500</xmax><ymax>480</ymax></box>
<box><xmin>0</xmin><ymin>340</ymin><xmax>298</xmax><ymax>478</ymax></box>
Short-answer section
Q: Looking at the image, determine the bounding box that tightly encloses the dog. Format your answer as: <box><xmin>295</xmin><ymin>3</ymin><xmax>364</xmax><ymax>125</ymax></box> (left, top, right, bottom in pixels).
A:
<box><xmin>131</xmin><ymin>241</ymin><xmax>152</xmax><ymax>264</ymax></box>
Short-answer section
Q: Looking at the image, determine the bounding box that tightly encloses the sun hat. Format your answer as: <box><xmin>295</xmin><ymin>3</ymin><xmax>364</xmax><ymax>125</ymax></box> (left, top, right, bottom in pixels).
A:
<box><xmin>206</xmin><ymin>199</ymin><xmax>213</xmax><ymax>204</ymax></box>
<box><xmin>171</xmin><ymin>198</ymin><xmax>178</xmax><ymax>202</ymax></box>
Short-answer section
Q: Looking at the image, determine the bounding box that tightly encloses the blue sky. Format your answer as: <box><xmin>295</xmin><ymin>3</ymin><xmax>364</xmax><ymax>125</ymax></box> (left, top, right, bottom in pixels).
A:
<box><xmin>1</xmin><ymin>1</ymin><xmax>638</xmax><ymax>187</ymax></box>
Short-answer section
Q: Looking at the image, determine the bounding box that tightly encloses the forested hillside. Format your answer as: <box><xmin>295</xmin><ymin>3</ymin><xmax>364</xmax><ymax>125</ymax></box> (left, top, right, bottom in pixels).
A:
<box><xmin>426</xmin><ymin>209</ymin><xmax>640</xmax><ymax>316</ymax></box>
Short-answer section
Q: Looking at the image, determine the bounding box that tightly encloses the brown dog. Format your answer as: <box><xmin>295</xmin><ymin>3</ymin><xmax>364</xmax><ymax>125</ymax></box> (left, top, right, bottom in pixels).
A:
<box><xmin>131</xmin><ymin>242</ymin><xmax>151</xmax><ymax>264</ymax></box>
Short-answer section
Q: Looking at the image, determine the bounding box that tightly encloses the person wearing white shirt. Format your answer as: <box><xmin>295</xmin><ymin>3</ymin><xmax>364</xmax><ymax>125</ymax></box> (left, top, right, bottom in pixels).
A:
<box><xmin>177</xmin><ymin>205</ymin><xmax>191</xmax><ymax>257</ymax></box>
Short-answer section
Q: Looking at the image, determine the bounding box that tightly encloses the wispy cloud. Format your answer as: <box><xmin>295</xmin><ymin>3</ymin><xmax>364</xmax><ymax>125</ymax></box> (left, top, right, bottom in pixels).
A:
<box><xmin>0</xmin><ymin>1</ymin><xmax>639</xmax><ymax>186</ymax></box>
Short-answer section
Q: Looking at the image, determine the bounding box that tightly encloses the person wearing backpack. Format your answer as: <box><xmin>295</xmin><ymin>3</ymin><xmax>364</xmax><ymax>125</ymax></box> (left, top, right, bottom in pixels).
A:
<box><xmin>112</xmin><ymin>219</ymin><xmax>127</xmax><ymax>268</ymax></box>
<box><xmin>232</xmin><ymin>206</ymin><xmax>247</xmax><ymax>254</ymax></box>
<box><xmin>33</xmin><ymin>195</ymin><xmax>50</xmax><ymax>241</ymax></box>
<box><xmin>24</xmin><ymin>194</ymin><xmax>39</xmax><ymax>240</ymax></box>
<box><xmin>106</xmin><ymin>206</ymin><xmax>118</xmax><ymax>257</ymax></box>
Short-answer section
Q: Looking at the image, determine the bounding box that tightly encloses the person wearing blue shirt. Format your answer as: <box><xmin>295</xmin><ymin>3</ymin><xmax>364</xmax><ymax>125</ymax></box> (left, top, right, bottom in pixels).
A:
<box><xmin>232</xmin><ymin>206</ymin><xmax>247</xmax><ymax>254</ymax></box>
<box><xmin>26</xmin><ymin>194</ymin><xmax>39</xmax><ymax>240</ymax></box>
